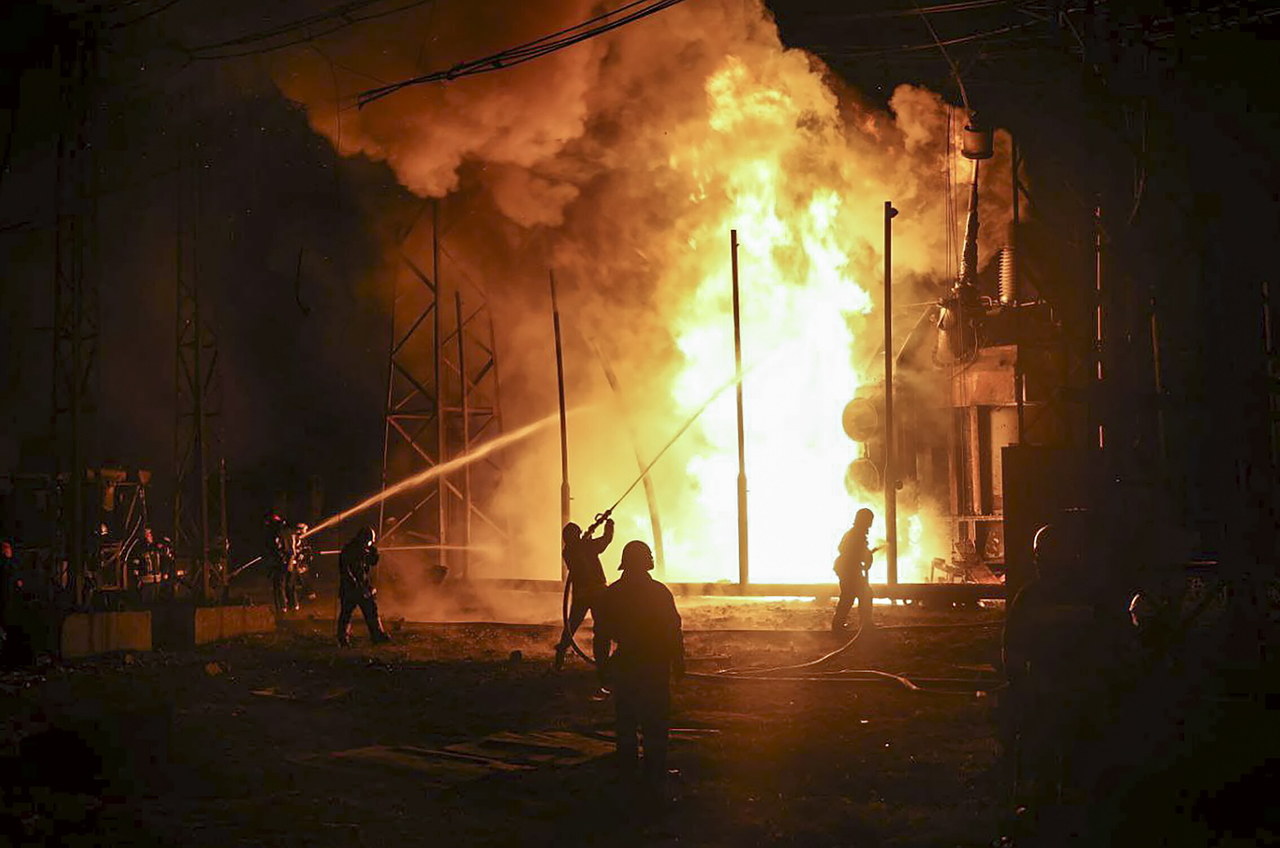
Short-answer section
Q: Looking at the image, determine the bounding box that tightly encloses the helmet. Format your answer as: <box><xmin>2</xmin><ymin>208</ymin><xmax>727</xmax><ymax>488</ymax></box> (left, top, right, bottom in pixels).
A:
<box><xmin>562</xmin><ymin>522</ymin><xmax>582</xmax><ymax>544</ymax></box>
<box><xmin>356</xmin><ymin>526</ymin><xmax>376</xmax><ymax>546</ymax></box>
<box><xmin>1032</xmin><ymin>522</ymin><xmax>1079</xmax><ymax>575</ymax></box>
<box><xmin>853</xmin><ymin>507</ymin><xmax>874</xmax><ymax>531</ymax></box>
<box><xmin>619</xmin><ymin>540</ymin><xmax>654</xmax><ymax>571</ymax></box>
<box><xmin>265</xmin><ymin>512</ymin><xmax>284</xmax><ymax>525</ymax></box>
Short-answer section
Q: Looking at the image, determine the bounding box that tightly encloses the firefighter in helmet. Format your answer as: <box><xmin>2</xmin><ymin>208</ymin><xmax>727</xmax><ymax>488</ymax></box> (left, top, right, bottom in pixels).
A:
<box><xmin>554</xmin><ymin>516</ymin><xmax>614</xmax><ymax>671</ymax></box>
<box><xmin>264</xmin><ymin>512</ymin><xmax>291</xmax><ymax>614</ymax></box>
<box><xmin>593</xmin><ymin>540</ymin><xmax>685</xmax><ymax>789</ymax></box>
<box><xmin>337</xmin><ymin>526</ymin><xmax>390</xmax><ymax>647</ymax></box>
<box><xmin>832</xmin><ymin>507</ymin><xmax>876</xmax><ymax>633</ymax></box>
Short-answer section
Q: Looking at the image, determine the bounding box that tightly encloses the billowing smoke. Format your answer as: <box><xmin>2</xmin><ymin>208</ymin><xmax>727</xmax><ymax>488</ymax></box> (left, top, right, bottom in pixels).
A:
<box><xmin>277</xmin><ymin>0</ymin><xmax>1011</xmax><ymax>585</ymax></box>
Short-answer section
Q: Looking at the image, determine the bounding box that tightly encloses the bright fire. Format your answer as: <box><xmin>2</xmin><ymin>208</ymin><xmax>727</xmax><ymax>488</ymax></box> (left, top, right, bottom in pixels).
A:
<box><xmin>280</xmin><ymin>0</ymin><xmax>1003</xmax><ymax>585</ymax></box>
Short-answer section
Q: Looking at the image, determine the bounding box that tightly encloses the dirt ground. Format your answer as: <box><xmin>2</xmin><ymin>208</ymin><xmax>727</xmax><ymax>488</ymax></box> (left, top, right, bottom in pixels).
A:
<box><xmin>1</xmin><ymin>596</ymin><xmax>1013</xmax><ymax>847</ymax></box>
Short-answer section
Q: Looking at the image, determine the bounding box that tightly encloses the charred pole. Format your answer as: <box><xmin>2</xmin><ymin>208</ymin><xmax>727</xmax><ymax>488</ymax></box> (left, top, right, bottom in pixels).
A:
<box><xmin>731</xmin><ymin>230</ymin><xmax>749</xmax><ymax>587</ymax></box>
<box><xmin>883</xmin><ymin>202</ymin><xmax>899</xmax><ymax>586</ymax></box>
<box><xmin>550</xmin><ymin>271</ymin><xmax>571</xmax><ymax>544</ymax></box>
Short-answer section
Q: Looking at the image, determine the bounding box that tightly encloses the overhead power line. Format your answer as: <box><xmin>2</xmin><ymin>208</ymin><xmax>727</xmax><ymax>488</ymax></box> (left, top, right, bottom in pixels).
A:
<box><xmin>182</xmin><ymin>0</ymin><xmax>437</xmax><ymax>61</ymax></box>
<box><xmin>356</xmin><ymin>0</ymin><xmax>690</xmax><ymax>107</ymax></box>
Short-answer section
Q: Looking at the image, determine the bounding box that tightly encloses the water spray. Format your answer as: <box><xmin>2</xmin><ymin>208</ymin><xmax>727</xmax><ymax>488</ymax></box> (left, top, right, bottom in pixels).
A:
<box><xmin>304</xmin><ymin>412</ymin><xmax>565</xmax><ymax>540</ymax></box>
<box><xmin>583</xmin><ymin>363</ymin><xmax>759</xmax><ymax>536</ymax></box>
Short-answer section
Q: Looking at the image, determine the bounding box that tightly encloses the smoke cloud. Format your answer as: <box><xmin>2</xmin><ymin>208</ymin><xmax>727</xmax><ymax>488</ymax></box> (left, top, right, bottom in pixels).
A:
<box><xmin>276</xmin><ymin>0</ymin><xmax>1012</xmax><ymax>585</ymax></box>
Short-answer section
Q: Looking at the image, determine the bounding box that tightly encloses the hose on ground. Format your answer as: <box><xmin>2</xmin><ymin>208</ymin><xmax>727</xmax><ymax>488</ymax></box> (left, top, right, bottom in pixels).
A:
<box><xmin>559</xmin><ymin>576</ymin><xmax>595</xmax><ymax>666</ymax></box>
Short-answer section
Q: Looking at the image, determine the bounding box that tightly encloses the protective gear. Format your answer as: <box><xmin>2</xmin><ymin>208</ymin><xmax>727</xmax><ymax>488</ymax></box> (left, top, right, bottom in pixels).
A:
<box><xmin>619</xmin><ymin>540</ymin><xmax>654</xmax><ymax>571</ymax></box>
<box><xmin>356</xmin><ymin>526</ymin><xmax>375</xmax><ymax>547</ymax></box>
<box><xmin>264</xmin><ymin>515</ymin><xmax>292</xmax><ymax>614</ymax></box>
<box><xmin>593</xmin><ymin>563</ymin><xmax>685</xmax><ymax>785</ymax></box>
<box><xmin>832</xmin><ymin>510</ymin><xmax>875</xmax><ymax>632</ymax></box>
<box><xmin>337</xmin><ymin>529</ymin><xmax>389</xmax><ymax>645</ymax></box>
<box><xmin>556</xmin><ymin>518</ymin><xmax>614</xmax><ymax>669</ymax></box>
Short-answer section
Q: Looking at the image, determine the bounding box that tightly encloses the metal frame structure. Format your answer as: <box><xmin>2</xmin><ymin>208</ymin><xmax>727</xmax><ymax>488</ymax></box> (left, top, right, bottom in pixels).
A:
<box><xmin>172</xmin><ymin>147</ymin><xmax>228</xmax><ymax>600</ymax></box>
<box><xmin>378</xmin><ymin>200</ymin><xmax>506</xmax><ymax>579</ymax></box>
<box><xmin>48</xmin><ymin>29</ymin><xmax>98</xmax><ymax>601</ymax></box>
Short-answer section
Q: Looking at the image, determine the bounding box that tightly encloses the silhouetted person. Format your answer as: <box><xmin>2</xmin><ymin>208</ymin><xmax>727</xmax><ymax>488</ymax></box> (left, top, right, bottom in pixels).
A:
<box><xmin>263</xmin><ymin>513</ymin><xmax>291</xmax><ymax>614</ymax></box>
<box><xmin>832</xmin><ymin>507</ymin><xmax>876</xmax><ymax>633</ymax></box>
<box><xmin>1002</xmin><ymin>511</ymin><xmax>1130</xmax><ymax>815</ymax></box>
<box><xmin>277</xmin><ymin>522</ymin><xmax>304</xmax><ymax>612</ymax></box>
<box><xmin>0</xmin><ymin>539</ymin><xmax>13</xmax><ymax>635</ymax></box>
<box><xmin>594</xmin><ymin>540</ymin><xmax>685</xmax><ymax>789</ymax></box>
<box><xmin>554</xmin><ymin>516</ymin><xmax>615</xmax><ymax>671</ymax></box>
<box><xmin>337</xmin><ymin>526</ymin><xmax>390</xmax><ymax>647</ymax></box>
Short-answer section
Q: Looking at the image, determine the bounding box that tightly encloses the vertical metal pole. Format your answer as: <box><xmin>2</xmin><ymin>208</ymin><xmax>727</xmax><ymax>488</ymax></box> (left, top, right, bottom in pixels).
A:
<box><xmin>194</xmin><ymin>163</ymin><xmax>210</xmax><ymax>600</ymax></box>
<box><xmin>1012</xmin><ymin>135</ymin><xmax>1026</xmax><ymax>443</ymax></box>
<box><xmin>433</xmin><ymin>200</ymin><xmax>446</xmax><ymax>568</ymax></box>
<box><xmin>218</xmin><ymin>457</ymin><xmax>230</xmax><ymax>582</ymax></box>
<box><xmin>1094</xmin><ymin>203</ymin><xmax>1105</xmax><ymax>450</ymax></box>
<box><xmin>172</xmin><ymin>142</ymin><xmax>183</xmax><ymax>586</ymax></box>
<box><xmin>730</xmin><ymin>230</ymin><xmax>749</xmax><ymax>588</ymax></box>
<box><xmin>455</xmin><ymin>291</ymin><xmax>471</xmax><ymax>579</ymax></box>
<box><xmin>377</xmin><ymin>260</ymin><xmax>397</xmax><ymax>540</ymax></box>
<box><xmin>884</xmin><ymin>202</ymin><xmax>899</xmax><ymax>586</ymax></box>
<box><xmin>550</xmin><ymin>271</ymin><xmax>570</xmax><ymax>546</ymax></box>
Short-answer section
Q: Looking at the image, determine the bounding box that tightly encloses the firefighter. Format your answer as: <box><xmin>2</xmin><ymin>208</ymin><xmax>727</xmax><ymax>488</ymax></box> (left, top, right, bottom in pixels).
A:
<box><xmin>0</xmin><ymin>539</ymin><xmax>13</xmax><ymax>636</ymax></box>
<box><xmin>292</xmin><ymin>523</ymin><xmax>317</xmax><ymax>605</ymax></box>
<box><xmin>278</xmin><ymin>522</ymin><xmax>303</xmax><ymax>613</ymax></box>
<box><xmin>554</xmin><ymin>516</ymin><xmax>615</xmax><ymax>671</ymax></box>
<box><xmin>593</xmin><ymin>540</ymin><xmax>685</xmax><ymax>788</ymax></box>
<box><xmin>337</xmin><ymin>526</ymin><xmax>390</xmax><ymax>647</ymax></box>
<box><xmin>1001</xmin><ymin>511</ymin><xmax>1128</xmax><ymax>811</ymax></box>
<box><xmin>831</xmin><ymin>507</ymin><xmax>876</xmax><ymax>634</ymax></box>
<box><xmin>263</xmin><ymin>512</ymin><xmax>291</xmax><ymax>614</ymax></box>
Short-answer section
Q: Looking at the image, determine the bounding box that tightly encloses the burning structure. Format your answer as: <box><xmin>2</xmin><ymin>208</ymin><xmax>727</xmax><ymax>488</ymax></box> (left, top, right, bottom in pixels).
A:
<box><xmin>0</xmin><ymin>0</ymin><xmax>1274</xmax><ymax>616</ymax></box>
<box><xmin>278</xmin><ymin>0</ymin><xmax>1038</xmax><ymax>595</ymax></box>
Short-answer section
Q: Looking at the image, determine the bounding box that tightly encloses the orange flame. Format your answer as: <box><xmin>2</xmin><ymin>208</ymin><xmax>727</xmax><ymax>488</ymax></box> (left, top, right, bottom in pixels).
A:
<box><xmin>279</xmin><ymin>0</ymin><xmax>1009</xmax><ymax>585</ymax></box>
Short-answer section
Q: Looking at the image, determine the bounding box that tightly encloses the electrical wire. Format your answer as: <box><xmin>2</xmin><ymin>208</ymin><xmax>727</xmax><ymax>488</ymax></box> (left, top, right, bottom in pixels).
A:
<box><xmin>105</xmin><ymin>0</ymin><xmax>185</xmax><ymax>29</ymax></box>
<box><xmin>357</xmin><ymin>0</ymin><xmax>691</xmax><ymax>106</ymax></box>
<box><xmin>182</xmin><ymin>0</ymin><xmax>437</xmax><ymax>62</ymax></box>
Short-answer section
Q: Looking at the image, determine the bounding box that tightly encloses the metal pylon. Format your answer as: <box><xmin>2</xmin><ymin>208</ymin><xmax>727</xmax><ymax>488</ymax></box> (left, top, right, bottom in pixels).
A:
<box><xmin>48</xmin><ymin>27</ymin><xmax>98</xmax><ymax>600</ymax></box>
<box><xmin>172</xmin><ymin>146</ymin><xmax>227</xmax><ymax>599</ymax></box>
<box><xmin>378</xmin><ymin>200</ymin><xmax>506</xmax><ymax>579</ymax></box>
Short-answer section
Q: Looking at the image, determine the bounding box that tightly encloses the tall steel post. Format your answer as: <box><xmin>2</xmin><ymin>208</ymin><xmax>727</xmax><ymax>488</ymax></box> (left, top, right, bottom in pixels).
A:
<box><xmin>550</xmin><ymin>271</ymin><xmax>571</xmax><ymax>541</ymax></box>
<box><xmin>1094</xmin><ymin>203</ymin><xmax>1106</xmax><ymax>450</ymax></box>
<box><xmin>730</xmin><ymin>230</ymin><xmax>749</xmax><ymax>588</ymax></box>
<box><xmin>455</xmin><ymin>291</ymin><xmax>472</xmax><ymax>579</ymax></box>
<box><xmin>1012</xmin><ymin>135</ymin><xmax>1026</xmax><ymax>443</ymax></box>
<box><xmin>433</xmin><ymin>200</ymin><xmax>446</xmax><ymax>568</ymax></box>
<box><xmin>883</xmin><ymin>202</ymin><xmax>899</xmax><ymax>586</ymax></box>
<box><xmin>193</xmin><ymin>169</ymin><xmax>210</xmax><ymax>597</ymax></box>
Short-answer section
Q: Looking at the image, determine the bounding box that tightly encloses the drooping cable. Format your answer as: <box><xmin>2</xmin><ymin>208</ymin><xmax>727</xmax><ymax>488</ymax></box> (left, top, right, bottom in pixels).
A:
<box><xmin>356</xmin><ymin>0</ymin><xmax>690</xmax><ymax>106</ymax></box>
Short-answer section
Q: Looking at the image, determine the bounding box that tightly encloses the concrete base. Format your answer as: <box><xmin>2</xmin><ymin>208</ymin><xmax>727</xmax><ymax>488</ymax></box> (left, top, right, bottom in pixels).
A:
<box><xmin>61</xmin><ymin>611</ymin><xmax>152</xmax><ymax>658</ymax></box>
<box><xmin>194</xmin><ymin>605</ymin><xmax>276</xmax><ymax>645</ymax></box>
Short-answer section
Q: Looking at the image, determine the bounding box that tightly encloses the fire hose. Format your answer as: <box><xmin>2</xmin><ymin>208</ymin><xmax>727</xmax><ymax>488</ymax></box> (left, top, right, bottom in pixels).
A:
<box><xmin>689</xmin><ymin>619</ymin><xmax>1006</xmax><ymax>693</ymax></box>
<box><xmin>557</xmin><ymin>367</ymin><xmax>751</xmax><ymax>669</ymax></box>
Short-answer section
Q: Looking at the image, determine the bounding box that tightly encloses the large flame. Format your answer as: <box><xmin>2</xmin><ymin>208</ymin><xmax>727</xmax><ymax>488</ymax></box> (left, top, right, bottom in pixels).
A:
<box><xmin>278</xmin><ymin>0</ymin><xmax>1008</xmax><ymax>585</ymax></box>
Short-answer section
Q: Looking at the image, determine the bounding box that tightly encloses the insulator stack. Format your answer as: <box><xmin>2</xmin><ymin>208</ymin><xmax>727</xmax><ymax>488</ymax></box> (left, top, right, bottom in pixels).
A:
<box><xmin>999</xmin><ymin>221</ymin><xmax>1017</xmax><ymax>305</ymax></box>
<box><xmin>999</xmin><ymin>245</ymin><xmax>1016</xmax><ymax>305</ymax></box>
